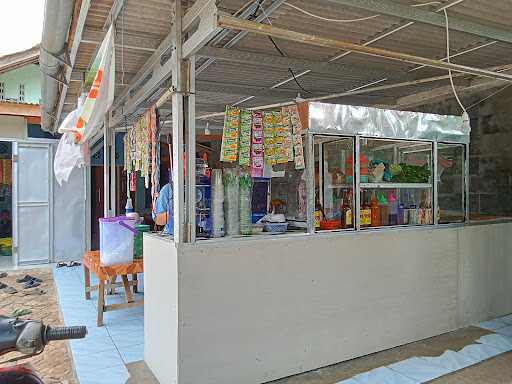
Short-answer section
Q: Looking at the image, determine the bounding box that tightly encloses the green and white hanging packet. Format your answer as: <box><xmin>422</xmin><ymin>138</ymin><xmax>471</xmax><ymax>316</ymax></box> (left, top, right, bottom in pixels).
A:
<box><xmin>221</xmin><ymin>106</ymin><xmax>241</xmax><ymax>162</ymax></box>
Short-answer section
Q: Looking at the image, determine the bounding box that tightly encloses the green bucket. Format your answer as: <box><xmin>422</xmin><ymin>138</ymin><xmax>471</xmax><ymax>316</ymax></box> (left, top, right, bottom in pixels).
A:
<box><xmin>134</xmin><ymin>224</ymin><xmax>150</xmax><ymax>259</ymax></box>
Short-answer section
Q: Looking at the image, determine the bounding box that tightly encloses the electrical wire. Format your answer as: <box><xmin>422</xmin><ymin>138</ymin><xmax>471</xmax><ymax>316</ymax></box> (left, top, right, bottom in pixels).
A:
<box><xmin>443</xmin><ymin>8</ymin><xmax>467</xmax><ymax>115</ymax></box>
<box><xmin>466</xmin><ymin>84</ymin><xmax>512</xmax><ymax>111</ymax></box>
<box><xmin>259</xmin><ymin>4</ymin><xmax>313</xmax><ymax>95</ymax></box>
<box><xmin>283</xmin><ymin>2</ymin><xmax>380</xmax><ymax>23</ymax></box>
<box><xmin>250</xmin><ymin>0</ymin><xmax>265</xmax><ymax>19</ymax></box>
<box><xmin>282</xmin><ymin>1</ymin><xmax>442</xmax><ymax>24</ymax></box>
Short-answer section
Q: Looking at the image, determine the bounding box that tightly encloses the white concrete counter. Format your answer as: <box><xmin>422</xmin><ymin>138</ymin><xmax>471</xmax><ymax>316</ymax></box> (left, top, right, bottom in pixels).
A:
<box><xmin>144</xmin><ymin>223</ymin><xmax>512</xmax><ymax>384</ymax></box>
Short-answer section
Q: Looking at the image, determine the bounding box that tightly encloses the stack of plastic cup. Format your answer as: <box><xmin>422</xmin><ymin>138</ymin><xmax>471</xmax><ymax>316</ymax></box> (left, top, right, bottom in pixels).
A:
<box><xmin>211</xmin><ymin>169</ymin><xmax>225</xmax><ymax>238</ymax></box>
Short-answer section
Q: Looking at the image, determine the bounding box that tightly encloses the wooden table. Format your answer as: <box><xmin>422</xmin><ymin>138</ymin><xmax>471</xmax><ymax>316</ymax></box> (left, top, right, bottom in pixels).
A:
<box><xmin>83</xmin><ymin>251</ymin><xmax>144</xmax><ymax>326</ymax></box>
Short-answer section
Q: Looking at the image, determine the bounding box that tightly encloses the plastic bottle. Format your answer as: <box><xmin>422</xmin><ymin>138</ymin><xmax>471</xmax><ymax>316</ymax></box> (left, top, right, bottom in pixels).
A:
<box><xmin>125</xmin><ymin>198</ymin><xmax>134</xmax><ymax>214</ymax></box>
<box><xmin>360</xmin><ymin>191</ymin><xmax>371</xmax><ymax>227</ymax></box>
<box><xmin>398</xmin><ymin>202</ymin><xmax>405</xmax><ymax>225</ymax></box>
<box><xmin>341</xmin><ymin>191</ymin><xmax>353</xmax><ymax>229</ymax></box>
<box><xmin>388</xmin><ymin>191</ymin><xmax>399</xmax><ymax>226</ymax></box>
<box><xmin>370</xmin><ymin>191</ymin><xmax>380</xmax><ymax>227</ymax></box>
<box><xmin>378</xmin><ymin>191</ymin><xmax>389</xmax><ymax>226</ymax></box>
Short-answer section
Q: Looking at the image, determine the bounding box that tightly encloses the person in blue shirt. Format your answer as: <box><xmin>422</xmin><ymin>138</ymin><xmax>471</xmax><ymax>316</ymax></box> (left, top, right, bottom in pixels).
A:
<box><xmin>154</xmin><ymin>181</ymin><xmax>174</xmax><ymax>235</ymax></box>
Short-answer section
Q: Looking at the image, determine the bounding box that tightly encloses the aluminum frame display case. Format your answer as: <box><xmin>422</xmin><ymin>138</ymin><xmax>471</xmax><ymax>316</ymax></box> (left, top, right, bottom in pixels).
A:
<box><xmin>306</xmin><ymin>102</ymin><xmax>470</xmax><ymax>233</ymax></box>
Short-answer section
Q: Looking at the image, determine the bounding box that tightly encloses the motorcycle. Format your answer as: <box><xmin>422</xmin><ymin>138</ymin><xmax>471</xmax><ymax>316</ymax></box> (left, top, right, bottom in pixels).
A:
<box><xmin>0</xmin><ymin>315</ymin><xmax>87</xmax><ymax>384</ymax></box>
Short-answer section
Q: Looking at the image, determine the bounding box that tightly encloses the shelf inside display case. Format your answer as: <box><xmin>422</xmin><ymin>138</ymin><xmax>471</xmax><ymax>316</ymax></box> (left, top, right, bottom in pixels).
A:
<box><xmin>360</xmin><ymin>183</ymin><xmax>432</xmax><ymax>189</ymax></box>
<box><xmin>326</xmin><ymin>184</ymin><xmax>353</xmax><ymax>189</ymax></box>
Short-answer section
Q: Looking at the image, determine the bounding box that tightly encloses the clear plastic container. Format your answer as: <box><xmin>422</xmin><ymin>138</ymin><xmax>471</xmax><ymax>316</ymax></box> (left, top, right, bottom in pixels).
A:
<box><xmin>99</xmin><ymin>216</ymin><xmax>136</xmax><ymax>266</ymax></box>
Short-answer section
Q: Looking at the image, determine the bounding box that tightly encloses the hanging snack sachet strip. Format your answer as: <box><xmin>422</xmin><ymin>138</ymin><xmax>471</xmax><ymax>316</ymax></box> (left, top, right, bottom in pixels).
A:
<box><xmin>221</xmin><ymin>106</ymin><xmax>241</xmax><ymax>162</ymax></box>
<box><xmin>238</xmin><ymin>110</ymin><xmax>252</xmax><ymax>166</ymax></box>
<box><xmin>251</xmin><ymin>111</ymin><xmax>264</xmax><ymax>177</ymax></box>
<box><xmin>281</xmin><ymin>107</ymin><xmax>294</xmax><ymax>162</ymax></box>
<box><xmin>263</xmin><ymin>111</ymin><xmax>275</xmax><ymax>165</ymax></box>
<box><xmin>287</xmin><ymin>105</ymin><xmax>305</xmax><ymax>170</ymax></box>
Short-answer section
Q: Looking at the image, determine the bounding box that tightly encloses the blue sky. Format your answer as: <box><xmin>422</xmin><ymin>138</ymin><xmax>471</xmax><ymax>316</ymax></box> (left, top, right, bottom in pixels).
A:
<box><xmin>0</xmin><ymin>0</ymin><xmax>44</xmax><ymax>56</ymax></box>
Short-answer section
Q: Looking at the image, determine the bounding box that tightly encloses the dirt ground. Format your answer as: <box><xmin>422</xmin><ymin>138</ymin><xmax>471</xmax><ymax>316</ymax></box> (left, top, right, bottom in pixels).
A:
<box><xmin>0</xmin><ymin>267</ymin><xmax>77</xmax><ymax>384</ymax></box>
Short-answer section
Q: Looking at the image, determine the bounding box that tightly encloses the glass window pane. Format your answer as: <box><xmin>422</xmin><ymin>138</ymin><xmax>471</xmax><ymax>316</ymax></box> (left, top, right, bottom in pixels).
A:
<box><xmin>359</xmin><ymin>139</ymin><xmax>433</xmax><ymax>228</ymax></box>
<box><xmin>438</xmin><ymin>143</ymin><xmax>465</xmax><ymax>223</ymax></box>
<box><xmin>314</xmin><ymin>136</ymin><xmax>355</xmax><ymax>231</ymax></box>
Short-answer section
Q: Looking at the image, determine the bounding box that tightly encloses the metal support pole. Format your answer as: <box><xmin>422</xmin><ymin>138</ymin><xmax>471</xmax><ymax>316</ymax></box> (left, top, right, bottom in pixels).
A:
<box><xmin>433</xmin><ymin>142</ymin><xmax>439</xmax><ymax>225</ymax></box>
<box><xmin>103</xmin><ymin>114</ymin><xmax>110</xmax><ymax>217</ymax></box>
<box><xmin>465</xmin><ymin>144</ymin><xmax>470</xmax><ymax>223</ymax></box>
<box><xmin>171</xmin><ymin>0</ymin><xmax>185</xmax><ymax>243</ymax></box>
<box><xmin>305</xmin><ymin>133</ymin><xmax>315</xmax><ymax>234</ymax></box>
<box><xmin>185</xmin><ymin>56</ymin><xmax>196</xmax><ymax>242</ymax></box>
<box><xmin>110</xmin><ymin>128</ymin><xmax>117</xmax><ymax>216</ymax></box>
<box><xmin>354</xmin><ymin>136</ymin><xmax>361</xmax><ymax>231</ymax></box>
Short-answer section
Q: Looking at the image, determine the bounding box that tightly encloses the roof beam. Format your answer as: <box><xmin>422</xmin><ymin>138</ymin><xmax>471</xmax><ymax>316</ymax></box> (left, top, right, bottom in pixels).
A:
<box><xmin>197</xmin><ymin>63</ymin><xmax>512</xmax><ymax>120</ymax></box>
<box><xmin>217</xmin><ymin>14</ymin><xmax>512</xmax><ymax>82</ymax></box>
<box><xmin>81</xmin><ymin>27</ymin><xmax>158</xmax><ymax>52</ymax></box>
<box><xmin>196</xmin><ymin>0</ymin><xmax>287</xmax><ymax>75</ymax></box>
<box><xmin>395</xmin><ymin>75</ymin><xmax>511</xmax><ymax>109</ymax></box>
<box><xmin>110</xmin><ymin>0</ymin><xmax>221</xmax><ymax>125</ymax></box>
<box><xmin>197</xmin><ymin>46</ymin><xmax>410</xmax><ymax>81</ymax></box>
<box><xmin>324</xmin><ymin>0</ymin><xmax>512</xmax><ymax>44</ymax></box>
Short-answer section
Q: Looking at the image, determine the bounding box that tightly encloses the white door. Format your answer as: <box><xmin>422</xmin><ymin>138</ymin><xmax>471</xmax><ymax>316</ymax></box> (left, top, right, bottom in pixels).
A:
<box><xmin>53</xmin><ymin>164</ymin><xmax>86</xmax><ymax>262</ymax></box>
<box><xmin>14</xmin><ymin>143</ymin><xmax>51</xmax><ymax>265</ymax></box>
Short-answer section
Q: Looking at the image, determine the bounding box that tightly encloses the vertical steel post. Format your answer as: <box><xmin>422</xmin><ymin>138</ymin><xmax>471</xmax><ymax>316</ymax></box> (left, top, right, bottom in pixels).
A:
<box><xmin>186</xmin><ymin>56</ymin><xmax>197</xmax><ymax>242</ymax></box>
<box><xmin>103</xmin><ymin>114</ymin><xmax>110</xmax><ymax>218</ymax></box>
<box><xmin>110</xmin><ymin>128</ymin><xmax>117</xmax><ymax>216</ymax></box>
<box><xmin>318</xmin><ymin>140</ymin><xmax>323</xmax><ymax>207</ymax></box>
<box><xmin>354</xmin><ymin>136</ymin><xmax>361</xmax><ymax>231</ymax></box>
<box><xmin>305</xmin><ymin>132</ymin><xmax>315</xmax><ymax>234</ymax></box>
<box><xmin>86</xmin><ymin>162</ymin><xmax>92</xmax><ymax>251</ymax></box>
<box><xmin>465</xmin><ymin>143</ymin><xmax>470</xmax><ymax>223</ymax></box>
<box><xmin>171</xmin><ymin>0</ymin><xmax>185</xmax><ymax>243</ymax></box>
<box><xmin>433</xmin><ymin>142</ymin><xmax>438</xmax><ymax>225</ymax></box>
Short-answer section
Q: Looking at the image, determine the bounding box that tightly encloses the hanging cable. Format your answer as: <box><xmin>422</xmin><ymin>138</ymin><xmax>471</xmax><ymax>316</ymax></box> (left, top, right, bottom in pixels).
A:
<box><xmin>259</xmin><ymin>4</ymin><xmax>312</xmax><ymax>94</ymax></box>
<box><xmin>466</xmin><ymin>84</ymin><xmax>512</xmax><ymax>111</ymax></box>
<box><xmin>283</xmin><ymin>2</ymin><xmax>380</xmax><ymax>23</ymax></box>
<box><xmin>282</xmin><ymin>1</ymin><xmax>442</xmax><ymax>24</ymax></box>
<box><xmin>443</xmin><ymin>8</ymin><xmax>467</xmax><ymax>116</ymax></box>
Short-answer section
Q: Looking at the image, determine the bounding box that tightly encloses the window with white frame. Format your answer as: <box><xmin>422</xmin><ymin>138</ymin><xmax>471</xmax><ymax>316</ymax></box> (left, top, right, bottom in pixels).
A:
<box><xmin>19</xmin><ymin>84</ymin><xmax>25</xmax><ymax>102</ymax></box>
<box><xmin>0</xmin><ymin>82</ymin><xmax>4</xmax><ymax>101</ymax></box>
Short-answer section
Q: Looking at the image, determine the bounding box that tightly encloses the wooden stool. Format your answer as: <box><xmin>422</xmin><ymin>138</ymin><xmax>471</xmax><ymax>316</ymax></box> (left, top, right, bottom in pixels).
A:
<box><xmin>83</xmin><ymin>251</ymin><xmax>144</xmax><ymax>326</ymax></box>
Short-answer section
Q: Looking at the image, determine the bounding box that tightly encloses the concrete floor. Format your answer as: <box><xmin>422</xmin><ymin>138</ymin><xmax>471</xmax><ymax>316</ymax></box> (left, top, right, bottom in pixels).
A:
<box><xmin>268</xmin><ymin>326</ymin><xmax>492</xmax><ymax>384</ymax></box>
<box><xmin>126</xmin><ymin>326</ymin><xmax>512</xmax><ymax>383</ymax></box>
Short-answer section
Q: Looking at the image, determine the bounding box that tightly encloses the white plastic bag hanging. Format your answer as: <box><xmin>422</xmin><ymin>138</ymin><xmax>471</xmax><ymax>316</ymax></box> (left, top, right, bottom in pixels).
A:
<box><xmin>54</xmin><ymin>109</ymin><xmax>89</xmax><ymax>185</ymax></box>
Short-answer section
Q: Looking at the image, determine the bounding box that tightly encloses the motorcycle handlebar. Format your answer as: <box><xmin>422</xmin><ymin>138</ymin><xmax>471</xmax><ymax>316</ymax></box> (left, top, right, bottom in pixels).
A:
<box><xmin>44</xmin><ymin>326</ymin><xmax>87</xmax><ymax>343</ymax></box>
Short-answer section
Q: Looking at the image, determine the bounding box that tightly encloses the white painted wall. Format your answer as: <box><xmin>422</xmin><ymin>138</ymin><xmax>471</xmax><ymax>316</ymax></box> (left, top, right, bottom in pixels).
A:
<box><xmin>144</xmin><ymin>223</ymin><xmax>512</xmax><ymax>384</ymax></box>
<box><xmin>458</xmin><ymin>224</ymin><xmax>512</xmax><ymax>325</ymax></box>
<box><xmin>144</xmin><ymin>234</ymin><xmax>179</xmax><ymax>384</ymax></box>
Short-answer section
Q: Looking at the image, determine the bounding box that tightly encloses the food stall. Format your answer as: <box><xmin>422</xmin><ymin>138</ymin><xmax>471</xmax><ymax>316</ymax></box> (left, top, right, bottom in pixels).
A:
<box><xmin>143</xmin><ymin>101</ymin><xmax>512</xmax><ymax>384</ymax></box>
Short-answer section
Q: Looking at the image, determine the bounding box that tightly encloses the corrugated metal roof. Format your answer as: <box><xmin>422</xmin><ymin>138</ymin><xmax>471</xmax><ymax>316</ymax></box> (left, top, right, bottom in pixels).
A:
<box><xmin>59</xmin><ymin>0</ymin><xmax>512</xmax><ymax>121</ymax></box>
